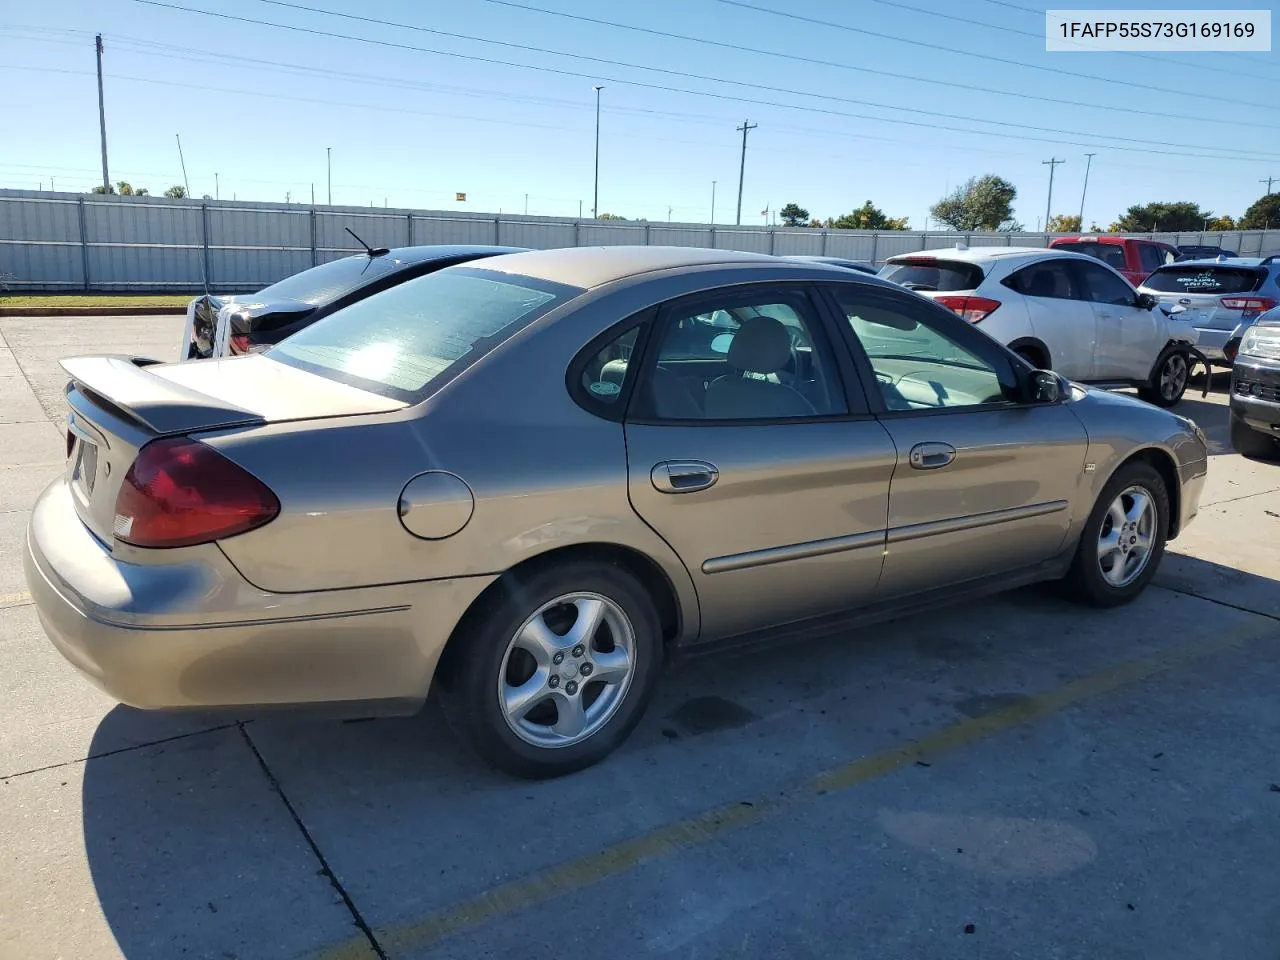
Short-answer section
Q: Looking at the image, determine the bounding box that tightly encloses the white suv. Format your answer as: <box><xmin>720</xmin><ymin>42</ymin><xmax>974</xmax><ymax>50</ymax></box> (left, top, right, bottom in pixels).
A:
<box><xmin>880</xmin><ymin>245</ymin><xmax>1200</xmax><ymax>406</ymax></box>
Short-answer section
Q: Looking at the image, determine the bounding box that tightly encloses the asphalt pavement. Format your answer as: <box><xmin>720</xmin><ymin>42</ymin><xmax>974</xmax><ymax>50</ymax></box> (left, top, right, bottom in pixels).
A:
<box><xmin>1</xmin><ymin>315</ymin><xmax>1278</xmax><ymax>960</ymax></box>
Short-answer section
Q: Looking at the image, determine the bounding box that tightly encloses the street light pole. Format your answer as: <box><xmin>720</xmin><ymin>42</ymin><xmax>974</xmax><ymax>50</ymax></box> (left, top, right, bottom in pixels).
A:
<box><xmin>592</xmin><ymin>85</ymin><xmax>604</xmax><ymax>218</ymax></box>
<box><xmin>326</xmin><ymin>147</ymin><xmax>332</xmax><ymax>205</ymax></box>
<box><xmin>1042</xmin><ymin>157</ymin><xmax>1065</xmax><ymax>231</ymax></box>
<box><xmin>711</xmin><ymin>180</ymin><xmax>717</xmax><ymax>223</ymax></box>
<box><xmin>1078</xmin><ymin>152</ymin><xmax>1095</xmax><ymax>227</ymax></box>
<box><xmin>95</xmin><ymin>34</ymin><xmax>110</xmax><ymax>193</ymax></box>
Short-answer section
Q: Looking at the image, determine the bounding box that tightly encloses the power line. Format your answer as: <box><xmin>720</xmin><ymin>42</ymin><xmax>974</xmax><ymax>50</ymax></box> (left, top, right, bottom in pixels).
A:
<box><xmin>126</xmin><ymin>1</ymin><xmax>1280</xmax><ymax>162</ymax></box>
<box><xmin>469</xmin><ymin>0</ymin><xmax>1255</xmax><ymax>127</ymax></box>
<box><xmin>713</xmin><ymin>0</ymin><xmax>1279</xmax><ymax>112</ymax></box>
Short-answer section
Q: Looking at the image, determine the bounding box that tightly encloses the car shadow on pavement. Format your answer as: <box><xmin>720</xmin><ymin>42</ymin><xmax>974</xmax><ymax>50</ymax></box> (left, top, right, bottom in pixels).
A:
<box><xmin>77</xmin><ymin>553</ymin><xmax>1280</xmax><ymax>960</ymax></box>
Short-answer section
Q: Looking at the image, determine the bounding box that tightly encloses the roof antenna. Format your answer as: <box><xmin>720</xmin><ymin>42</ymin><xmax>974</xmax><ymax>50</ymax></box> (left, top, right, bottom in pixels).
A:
<box><xmin>175</xmin><ymin>132</ymin><xmax>210</xmax><ymax>301</ymax></box>
<box><xmin>345</xmin><ymin>226</ymin><xmax>389</xmax><ymax>257</ymax></box>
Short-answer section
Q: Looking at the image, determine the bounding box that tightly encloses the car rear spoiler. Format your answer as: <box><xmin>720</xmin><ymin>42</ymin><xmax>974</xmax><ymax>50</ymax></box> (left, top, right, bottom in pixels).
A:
<box><xmin>60</xmin><ymin>355</ymin><xmax>264</xmax><ymax>435</ymax></box>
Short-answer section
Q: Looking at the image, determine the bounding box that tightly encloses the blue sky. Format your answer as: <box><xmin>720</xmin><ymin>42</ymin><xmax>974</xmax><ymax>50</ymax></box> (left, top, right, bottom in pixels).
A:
<box><xmin>1</xmin><ymin>0</ymin><xmax>1278</xmax><ymax>228</ymax></box>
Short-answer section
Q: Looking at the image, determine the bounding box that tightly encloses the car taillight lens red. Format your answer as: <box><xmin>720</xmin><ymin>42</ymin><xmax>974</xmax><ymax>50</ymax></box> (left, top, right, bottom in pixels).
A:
<box><xmin>229</xmin><ymin>334</ymin><xmax>251</xmax><ymax>354</ymax></box>
<box><xmin>935</xmin><ymin>295</ymin><xmax>1001</xmax><ymax>323</ymax></box>
<box><xmin>114</xmin><ymin>437</ymin><xmax>280</xmax><ymax>548</ymax></box>
<box><xmin>1220</xmin><ymin>296</ymin><xmax>1277</xmax><ymax>316</ymax></box>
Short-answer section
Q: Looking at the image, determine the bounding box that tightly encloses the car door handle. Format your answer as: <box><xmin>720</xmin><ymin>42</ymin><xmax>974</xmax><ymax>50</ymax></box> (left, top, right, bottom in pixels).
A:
<box><xmin>908</xmin><ymin>442</ymin><xmax>956</xmax><ymax>470</ymax></box>
<box><xmin>651</xmin><ymin>460</ymin><xmax>719</xmax><ymax>494</ymax></box>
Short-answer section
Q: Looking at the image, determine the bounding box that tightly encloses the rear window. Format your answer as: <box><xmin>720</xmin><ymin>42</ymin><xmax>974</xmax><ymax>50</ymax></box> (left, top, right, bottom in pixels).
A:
<box><xmin>255</xmin><ymin>254</ymin><xmax>406</xmax><ymax>305</ymax></box>
<box><xmin>1051</xmin><ymin>241</ymin><xmax>1128</xmax><ymax>271</ymax></box>
<box><xmin>878</xmin><ymin>258</ymin><xmax>985</xmax><ymax>292</ymax></box>
<box><xmin>1142</xmin><ymin>266</ymin><xmax>1264</xmax><ymax>295</ymax></box>
<box><xmin>269</xmin><ymin>267</ymin><xmax>580</xmax><ymax>402</ymax></box>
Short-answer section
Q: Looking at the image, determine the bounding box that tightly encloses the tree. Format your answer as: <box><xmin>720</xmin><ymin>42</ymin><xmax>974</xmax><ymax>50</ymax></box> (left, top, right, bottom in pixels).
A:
<box><xmin>825</xmin><ymin>200</ymin><xmax>909</xmax><ymax>230</ymax></box>
<box><xmin>201</xmin><ymin>194</ymin><xmax>213</xmax><ymax>201</ymax></box>
<box><xmin>597</xmin><ymin>212</ymin><xmax>627</xmax><ymax>220</ymax></box>
<box><xmin>1206</xmin><ymin>214</ymin><xmax>1236</xmax><ymax>231</ymax></box>
<box><xmin>1046</xmin><ymin>214</ymin><xmax>1082</xmax><ymax>232</ymax></box>
<box><xmin>1239</xmin><ymin>193</ymin><xmax>1280</xmax><ymax>229</ymax></box>
<box><xmin>91</xmin><ymin>184</ymin><xmax>115</xmax><ymax>194</ymax></box>
<box><xmin>779</xmin><ymin>202</ymin><xmax>809</xmax><ymax>226</ymax></box>
<box><xmin>115</xmin><ymin>181</ymin><xmax>135</xmax><ymax>195</ymax></box>
<box><xmin>1114</xmin><ymin>201</ymin><xmax>1211</xmax><ymax>232</ymax></box>
<box><xmin>163</xmin><ymin>185</ymin><xmax>187</xmax><ymax>198</ymax></box>
<box><xmin>929</xmin><ymin>175</ymin><xmax>1017</xmax><ymax>231</ymax></box>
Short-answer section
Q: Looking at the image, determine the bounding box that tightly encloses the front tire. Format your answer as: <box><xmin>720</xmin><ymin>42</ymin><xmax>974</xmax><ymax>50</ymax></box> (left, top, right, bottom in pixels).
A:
<box><xmin>441</xmin><ymin>561</ymin><xmax>663</xmax><ymax>779</ymax></box>
<box><xmin>1230</xmin><ymin>412</ymin><xmax>1280</xmax><ymax>460</ymax></box>
<box><xmin>1062</xmin><ymin>460</ymin><xmax>1169</xmax><ymax>608</ymax></box>
<box><xmin>1138</xmin><ymin>350</ymin><xmax>1189</xmax><ymax>407</ymax></box>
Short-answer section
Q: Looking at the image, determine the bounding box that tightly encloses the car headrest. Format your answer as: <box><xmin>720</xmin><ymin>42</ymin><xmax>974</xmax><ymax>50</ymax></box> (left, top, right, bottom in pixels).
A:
<box><xmin>727</xmin><ymin>316</ymin><xmax>791</xmax><ymax>374</ymax></box>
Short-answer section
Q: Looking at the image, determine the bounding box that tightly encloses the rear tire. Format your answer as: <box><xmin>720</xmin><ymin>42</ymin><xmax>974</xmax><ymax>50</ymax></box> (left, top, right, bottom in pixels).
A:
<box><xmin>1062</xmin><ymin>460</ymin><xmax>1169</xmax><ymax>608</ymax></box>
<box><xmin>1230</xmin><ymin>413</ymin><xmax>1280</xmax><ymax>460</ymax></box>
<box><xmin>440</xmin><ymin>561</ymin><xmax>663</xmax><ymax>779</ymax></box>
<box><xmin>1138</xmin><ymin>349</ymin><xmax>1189</xmax><ymax>407</ymax></box>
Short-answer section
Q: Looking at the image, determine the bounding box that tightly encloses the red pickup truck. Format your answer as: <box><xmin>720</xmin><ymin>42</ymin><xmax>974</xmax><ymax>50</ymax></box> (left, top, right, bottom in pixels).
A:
<box><xmin>1048</xmin><ymin>235</ymin><xmax>1179</xmax><ymax>288</ymax></box>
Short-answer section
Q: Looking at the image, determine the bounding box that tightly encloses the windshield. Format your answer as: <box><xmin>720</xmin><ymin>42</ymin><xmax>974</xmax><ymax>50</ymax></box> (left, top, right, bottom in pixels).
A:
<box><xmin>269</xmin><ymin>267</ymin><xmax>578</xmax><ymax>402</ymax></box>
<box><xmin>1052</xmin><ymin>241</ymin><xmax>1128</xmax><ymax>271</ymax></box>
<box><xmin>254</xmin><ymin>254</ymin><xmax>405</xmax><ymax>305</ymax></box>
<box><xmin>878</xmin><ymin>259</ymin><xmax>985</xmax><ymax>291</ymax></box>
<box><xmin>1142</xmin><ymin>266</ymin><xmax>1264</xmax><ymax>295</ymax></box>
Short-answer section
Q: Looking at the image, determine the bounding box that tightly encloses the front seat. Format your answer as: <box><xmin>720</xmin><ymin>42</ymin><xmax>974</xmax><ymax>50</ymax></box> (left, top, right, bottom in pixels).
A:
<box><xmin>704</xmin><ymin>316</ymin><xmax>816</xmax><ymax>419</ymax></box>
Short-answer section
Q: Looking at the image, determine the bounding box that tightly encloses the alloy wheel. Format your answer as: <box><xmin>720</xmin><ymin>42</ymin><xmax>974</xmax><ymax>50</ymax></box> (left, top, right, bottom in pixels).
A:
<box><xmin>497</xmin><ymin>592</ymin><xmax>636</xmax><ymax>749</ymax></box>
<box><xmin>1096</xmin><ymin>485</ymin><xmax>1157</xmax><ymax>588</ymax></box>
<box><xmin>1160</xmin><ymin>353</ymin><xmax>1188</xmax><ymax>401</ymax></box>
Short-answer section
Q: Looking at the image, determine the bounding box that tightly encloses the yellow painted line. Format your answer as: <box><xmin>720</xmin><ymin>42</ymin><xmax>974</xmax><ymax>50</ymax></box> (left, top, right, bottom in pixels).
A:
<box><xmin>0</xmin><ymin>591</ymin><xmax>33</xmax><ymax>610</ymax></box>
<box><xmin>315</xmin><ymin>618</ymin><xmax>1277</xmax><ymax>960</ymax></box>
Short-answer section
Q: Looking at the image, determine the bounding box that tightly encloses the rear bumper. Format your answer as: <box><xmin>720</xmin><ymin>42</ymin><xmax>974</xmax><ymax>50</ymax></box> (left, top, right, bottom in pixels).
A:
<box><xmin>23</xmin><ymin>479</ymin><xmax>494</xmax><ymax>714</ymax></box>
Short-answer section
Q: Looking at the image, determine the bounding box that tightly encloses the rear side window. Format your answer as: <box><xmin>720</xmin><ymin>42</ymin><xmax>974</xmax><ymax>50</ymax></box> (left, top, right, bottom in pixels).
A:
<box><xmin>1142</xmin><ymin>266</ymin><xmax>1264</xmax><ymax>295</ymax></box>
<box><xmin>1052</xmin><ymin>242</ymin><xmax>1128</xmax><ymax>271</ymax></box>
<box><xmin>270</xmin><ymin>267</ymin><xmax>579</xmax><ymax>402</ymax></box>
<box><xmin>878</xmin><ymin>258</ymin><xmax>985</xmax><ymax>292</ymax></box>
<box><xmin>1003</xmin><ymin>259</ymin><xmax>1081</xmax><ymax>299</ymax></box>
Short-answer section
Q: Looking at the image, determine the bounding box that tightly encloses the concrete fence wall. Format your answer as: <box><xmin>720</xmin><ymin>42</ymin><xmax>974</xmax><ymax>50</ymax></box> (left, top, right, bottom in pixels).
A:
<box><xmin>2</xmin><ymin>189</ymin><xmax>1276</xmax><ymax>293</ymax></box>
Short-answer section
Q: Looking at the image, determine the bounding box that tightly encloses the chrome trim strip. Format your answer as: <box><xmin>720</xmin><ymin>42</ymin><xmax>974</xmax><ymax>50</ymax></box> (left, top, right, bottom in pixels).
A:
<box><xmin>886</xmin><ymin>500</ymin><xmax>1069</xmax><ymax>545</ymax></box>
<box><xmin>702</xmin><ymin>530</ymin><xmax>885</xmax><ymax>575</ymax></box>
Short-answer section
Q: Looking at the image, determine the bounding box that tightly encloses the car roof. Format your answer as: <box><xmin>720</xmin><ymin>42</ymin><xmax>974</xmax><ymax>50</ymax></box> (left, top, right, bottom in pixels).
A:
<box><xmin>885</xmin><ymin>245</ymin><xmax>1094</xmax><ymax>264</ymax></box>
<box><xmin>1167</xmin><ymin>256</ymin><xmax>1269</xmax><ymax>267</ymax></box>
<box><xmin>476</xmin><ymin>245</ymin><xmax>785</xmax><ymax>288</ymax></box>
<box><xmin>377</xmin><ymin>244</ymin><xmax>527</xmax><ymax>266</ymax></box>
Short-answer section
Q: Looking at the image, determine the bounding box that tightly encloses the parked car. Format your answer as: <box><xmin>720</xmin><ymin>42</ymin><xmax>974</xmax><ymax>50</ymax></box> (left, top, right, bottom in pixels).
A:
<box><xmin>25</xmin><ymin>246</ymin><xmax>1208</xmax><ymax>778</ymax></box>
<box><xmin>1137</xmin><ymin>256</ymin><xmax>1280</xmax><ymax>366</ymax></box>
<box><xmin>784</xmin><ymin>255</ymin><xmax>878</xmax><ymax>275</ymax></box>
<box><xmin>1049</xmin><ymin>235</ymin><xmax>1179</xmax><ymax>287</ymax></box>
<box><xmin>1229</xmin><ymin>313</ymin><xmax>1280</xmax><ymax>459</ymax></box>
<box><xmin>1176</xmin><ymin>244</ymin><xmax>1238</xmax><ymax>261</ymax></box>
<box><xmin>181</xmin><ymin>240</ymin><xmax>525</xmax><ymax>360</ymax></box>
<box><xmin>878</xmin><ymin>246</ymin><xmax>1201</xmax><ymax>406</ymax></box>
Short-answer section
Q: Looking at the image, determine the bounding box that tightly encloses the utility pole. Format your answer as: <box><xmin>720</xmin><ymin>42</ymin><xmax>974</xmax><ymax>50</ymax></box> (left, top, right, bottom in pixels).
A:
<box><xmin>668</xmin><ymin>206</ymin><xmax>673</xmax><ymax>222</ymax></box>
<box><xmin>311</xmin><ymin>183</ymin><xmax>314</xmax><ymax>204</ymax></box>
<box><xmin>1078</xmin><ymin>152</ymin><xmax>1095</xmax><ymax>227</ymax></box>
<box><xmin>215</xmin><ymin>172</ymin><xmax>219</xmax><ymax>200</ymax></box>
<box><xmin>711</xmin><ymin>180</ymin><xmax>717</xmax><ymax>223</ymax></box>
<box><xmin>735</xmin><ymin>119</ymin><xmax>757</xmax><ymax>226</ymax></box>
<box><xmin>525</xmin><ymin>193</ymin><xmax>529</xmax><ymax>216</ymax></box>
<box><xmin>95</xmin><ymin>35</ymin><xmax>110</xmax><ymax>193</ymax></box>
<box><xmin>1042</xmin><ymin>157</ymin><xmax>1065</xmax><ymax>231</ymax></box>
<box><xmin>578</xmin><ymin>199</ymin><xmax>583</xmax><ymax>219</ymax></box>
<box><xmin>326</xmin><ymin>147</ymin><xmax>332</xmax><ymax>205</ymax></box>
<box><xmin>1261</xmin><ymin>176</ymin><xmax>1278</xmax><ymax>195</ymax></box>
<box><xmin>592</xmin><ymin>85</ymin><xmax>604</xmax><ymax>218</ymax></box>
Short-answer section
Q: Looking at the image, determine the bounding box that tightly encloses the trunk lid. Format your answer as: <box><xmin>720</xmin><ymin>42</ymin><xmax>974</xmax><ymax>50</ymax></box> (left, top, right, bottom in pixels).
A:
<box><xmin>60</xmin><ymin>354</ymin><xmax>405</xmax><ymax>544</ymax></box>
<box><xmin>1139</xmin><ymin>264</ymin><xmax>1270</xmax><ymax>331</ymax></box>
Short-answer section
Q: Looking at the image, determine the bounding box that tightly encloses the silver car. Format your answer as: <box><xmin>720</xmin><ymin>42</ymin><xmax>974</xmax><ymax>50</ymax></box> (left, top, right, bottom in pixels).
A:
<box><xmin>24</xmin><ymin>247</ymin><xmax>1208</xmax><ymax>778</ymax></box>
<box><xmin>1138</xmin><ymin>256</ymin><xmax>1280</xmax><ymax>365</ymax></box>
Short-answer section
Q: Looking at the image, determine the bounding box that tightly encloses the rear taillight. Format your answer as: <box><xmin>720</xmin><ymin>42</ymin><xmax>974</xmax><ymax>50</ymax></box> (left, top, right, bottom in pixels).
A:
<box><xmin>936</xmin><ymin>295</ymin><xmax>1001</xmax><ymax>323</ymax></box>
<box><xmin>1220</xmin><ymin>296</ymin><xmax>1277</xmax><ymax>317</ymax></box>
<box><xmin>229</xmin><ymin>334</ymin><xmax>251</xmax><ymax>354</ymax></box>
<box><xmin>113</xmin><ymin>437</ymin><xmax>279</xmax><ymax>548</ymax></box>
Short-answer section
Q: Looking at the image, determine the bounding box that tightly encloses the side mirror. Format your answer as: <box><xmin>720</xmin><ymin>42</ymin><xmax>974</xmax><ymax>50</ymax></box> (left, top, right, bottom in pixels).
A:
<box><xmin>1029</xmin><ymin>369</ymin><xmax>1064</xmax><ymax>404</ymax></box>
<box><xmin>1136</xmin><ymin>293</ymin><xmax>1158</xmax><ymax>311</ymax></box>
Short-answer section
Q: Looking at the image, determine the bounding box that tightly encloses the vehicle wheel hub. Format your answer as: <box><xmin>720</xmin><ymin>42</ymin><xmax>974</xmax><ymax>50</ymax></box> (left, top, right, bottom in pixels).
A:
<box><xmin>1096</xmin><ymin>486</ymin><xmax>1157</xmax><ymax>588</ymax></box>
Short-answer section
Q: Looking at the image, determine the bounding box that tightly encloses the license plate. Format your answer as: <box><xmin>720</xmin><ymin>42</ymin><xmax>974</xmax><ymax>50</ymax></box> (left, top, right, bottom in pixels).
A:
<box><xmin>73</xmin><ymin>439</ymin><xmax>98</xmax><ymax>496</ymax></box>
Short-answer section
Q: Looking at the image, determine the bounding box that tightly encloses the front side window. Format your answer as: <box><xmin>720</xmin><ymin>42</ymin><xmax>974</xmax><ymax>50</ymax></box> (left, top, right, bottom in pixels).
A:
<box><xmin>635</xmin><ymin>287</ymin><xmax>847</xmax><ymax>421</ymax></box>
<box><xmin>1075</xmin><ymin>261</ymin><xmax>1136</xmax><ymax>306</ymax></box>
<box><xmin>831</xmin><ymin>287</ymin><xmax>1013</xmax><ymax>411</ymax></box>
<box><xmin>270</xmin><ymin>267</ymin><xmax>579</xmax><ymax>402</ymax></box>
